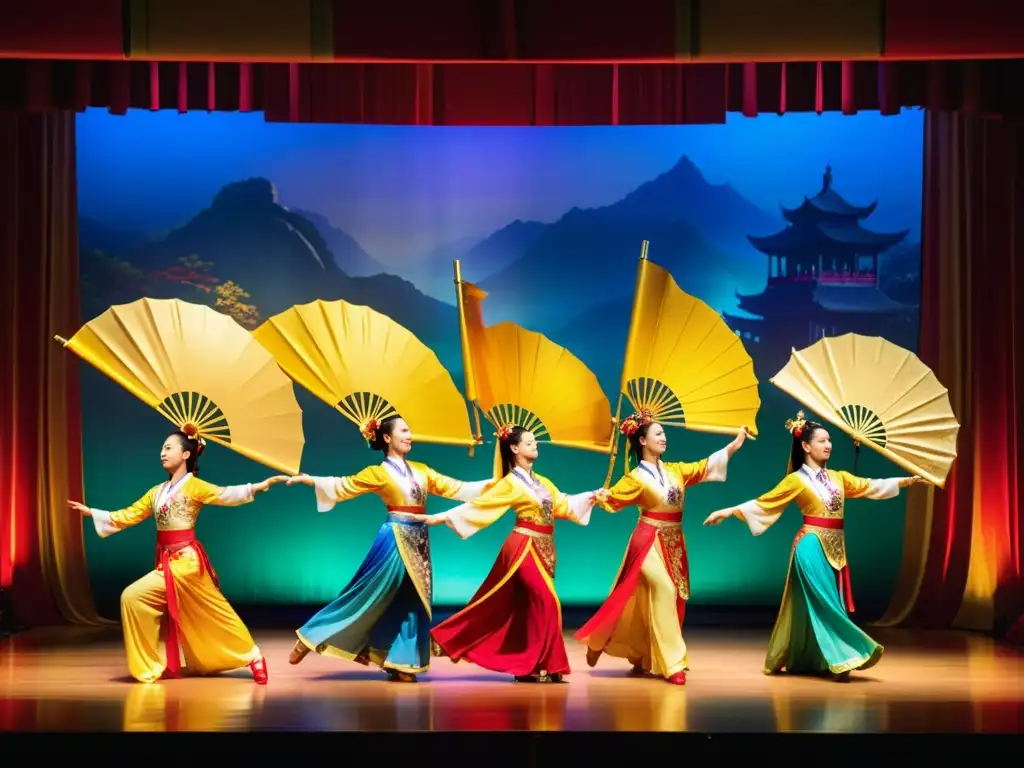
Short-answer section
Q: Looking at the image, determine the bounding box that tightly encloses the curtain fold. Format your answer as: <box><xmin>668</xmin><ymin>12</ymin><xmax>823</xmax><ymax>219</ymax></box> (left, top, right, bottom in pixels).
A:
<box><xmin>0</xmin><ymin>111</ymin><xmax>111</xmax><ymax>627</ymax></box>
<box><xmin>878</xmin><ymin>111</ymin><xmax>1023</xmax><ymax>634</ymax></box>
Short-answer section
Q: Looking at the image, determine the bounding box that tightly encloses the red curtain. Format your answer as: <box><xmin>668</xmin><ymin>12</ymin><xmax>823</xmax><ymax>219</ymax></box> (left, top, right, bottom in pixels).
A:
<box><xmin>1</xmin><ymin>58</ymin><xmax>1022</xmax><ymax>125</ymax></box>
<box><xmin>879</xmin><ymin>111</ymin><xmax>1023</xmax><ymax>637</ymax></box>
<box><xmin>0</xmin><ymin>112</ymin><xmax>106</xmax><ymax>627</ymax></box>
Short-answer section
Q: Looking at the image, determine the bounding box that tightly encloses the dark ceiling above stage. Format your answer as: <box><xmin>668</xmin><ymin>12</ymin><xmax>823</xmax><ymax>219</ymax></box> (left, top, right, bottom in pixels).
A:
<box><xmin>1</xmin><ymin>0</ymin><xmax>1023</xmax><ymax>64</ymax></box>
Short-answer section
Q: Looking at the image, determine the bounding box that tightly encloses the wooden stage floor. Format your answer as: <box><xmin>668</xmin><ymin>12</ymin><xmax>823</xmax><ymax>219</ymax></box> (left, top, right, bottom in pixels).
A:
<box><xmin>1</xmin><ymin>625</ymin><xmax>1022</xmax><ymax>733</ymax></box>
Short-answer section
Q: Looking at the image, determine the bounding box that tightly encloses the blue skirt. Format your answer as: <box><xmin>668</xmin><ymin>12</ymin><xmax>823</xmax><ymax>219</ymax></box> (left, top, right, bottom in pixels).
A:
<box><xmin>296</xmin><ymin>514</ymin><xmax>432</xmax><ymax>674</ymax></box>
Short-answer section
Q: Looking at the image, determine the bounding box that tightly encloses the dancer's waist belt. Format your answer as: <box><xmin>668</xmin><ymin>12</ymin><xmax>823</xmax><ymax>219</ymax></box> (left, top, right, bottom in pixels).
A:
<box><xmin>386</xmin><ymin>505</ymin><xmax>425</xmax><ymax>526</ymax></box>
<box><xmin>641</xmin><ymin>510</ymin><xmax>682</xmax><ymax>525</ymax></box>
<box><xmin>513</xmin><ymin>519</ymin><xmax>554</xmax><ymax>538</ymax></box>
<box><xmin>803</xmin><ymin>515</ymin><xmax>844</xmax><ymax>529</ymax></box>
<box><xmin>154</xmin><ymin>529</ymin><xmax>218</xmax><ymax>679</ymax></box>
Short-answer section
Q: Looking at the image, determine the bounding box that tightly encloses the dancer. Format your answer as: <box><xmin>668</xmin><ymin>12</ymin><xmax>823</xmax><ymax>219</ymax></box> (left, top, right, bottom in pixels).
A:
<box><xmin>702</xmin><ymin>412</ymin><xmax>923</xmax><ymax>680</ymax></box>
<box><xmin>70</xmin><ymin>429</ymin><xmax>286</xmax><ymax>685</ymax></box>
<box><xmin>576</xmin><ymin>412</ymin><xmax>749</xmax><ymax>685</ymax></box>
<box><xmin>285</xmin><ymin>415</ymin><xmax>494</xmax><ymax>683</ymax></box>
<box><xmin>404</xmin><ymin>424</ymin><xmax>604</xmax><ymax>683</ymax></box>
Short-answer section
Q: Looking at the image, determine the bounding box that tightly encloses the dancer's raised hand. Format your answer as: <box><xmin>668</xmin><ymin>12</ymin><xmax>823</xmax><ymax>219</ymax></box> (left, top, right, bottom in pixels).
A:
<box><xmin>286</xmin><ymin>474</ymin><xmax>314</xmax><ymax>486</ymax></box>
<box><xmin>68</xmin><ymin>500</ymin><xmax>91</xmax><ymax>517</ymax></box>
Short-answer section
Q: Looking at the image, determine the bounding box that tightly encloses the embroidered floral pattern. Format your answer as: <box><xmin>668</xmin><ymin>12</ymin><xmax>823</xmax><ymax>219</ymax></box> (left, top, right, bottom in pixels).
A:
<box><xmin>392</xmin><ymin>523</ymin><xmax>433</xmax><ymax>605</ymax></box>
<box><xmin>665</xmin><ymin>486</ymin><xmax>683</xmax><ymax>507</ymax></box>
<box><xmin>657</xmin><ymin>526</ymin><xmax>690</xmax><ymax>600</ymax></box>
<box><xmin>531</xmin><ymin>537</ymin><xmax>557</xmax><ymax>577</ymax></box>
<box><xmin>155</xmin><ymin>495</ymin><xmax>200</xmax><ymax>530</ymax></box>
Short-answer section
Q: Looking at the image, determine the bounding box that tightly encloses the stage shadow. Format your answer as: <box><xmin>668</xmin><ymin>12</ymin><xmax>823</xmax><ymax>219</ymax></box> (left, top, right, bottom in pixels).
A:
<box><xmin>423</xmin><ymin>674</ymin><xmax>513</xmax><ymax>683</ymax></box>
<box><xmin>313</xmin><ymin>670</ymin><xmax>394</xmax><ymax>681</ymax></box>
<box><xmin>586</xmin><ymin>669</ymin><xmax>647</xmax><ymax>679</ymax></box>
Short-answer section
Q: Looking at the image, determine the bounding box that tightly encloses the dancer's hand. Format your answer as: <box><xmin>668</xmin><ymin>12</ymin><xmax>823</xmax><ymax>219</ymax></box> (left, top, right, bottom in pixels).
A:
<box><xmin>286</xmin><ymin>474</ymin><xmax>314</xmax><ymax>486</ymax></box>
<box><xmin>69</xmin><ymin>500</ymin><xmax>91</xmax><ymax>517</ymax></box>
<box><xmin>594</xmin><ymin>488</ymin><xmax>610</xmax><ymax>504</ymax></box>
<box><xmin>391</xmin><ymin>511</ymin><xmax>427</xmax><ymax>523</ymax></box>
<box><xmin>703</xmin><ymin>508</ymin><xmax>733</xmax><ymax>526</ymax></box>
<box><xmin>900</xmin><ymin>476</ymin><xmax>925</xmax><ymax>488</ymax></box>
<box><xmin>253</xmin><ymin>475</ymin><xmax>288</xmax><ymax>493</ymax></box>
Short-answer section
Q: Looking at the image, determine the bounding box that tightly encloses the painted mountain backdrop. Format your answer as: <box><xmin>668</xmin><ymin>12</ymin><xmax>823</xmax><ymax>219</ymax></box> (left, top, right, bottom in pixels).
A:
<box><xmin>80</xmin><ymin>153</ymin><xmax>920</xmax><ymax>397</ymax></box>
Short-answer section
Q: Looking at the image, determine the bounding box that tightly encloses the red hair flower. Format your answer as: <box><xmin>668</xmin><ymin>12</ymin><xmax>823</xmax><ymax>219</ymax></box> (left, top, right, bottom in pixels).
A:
<box><xmin>360</xmin><ymin>418</ymin><xmax>380</xmax><ymax>443</ymax></box>
<box><xmin>496</xmin><ymin>423</ymin><xmax>514</xmax><ymax>442</ymax></box>
<box><xmin>785</xmin><ymin>410</ymin><xmax>807</xmax><ymax>438</ymax></box>
<box><xmin>619</xmin><ymin>409</ymin><xmax>653</xmax><ymax>437</ymax></box>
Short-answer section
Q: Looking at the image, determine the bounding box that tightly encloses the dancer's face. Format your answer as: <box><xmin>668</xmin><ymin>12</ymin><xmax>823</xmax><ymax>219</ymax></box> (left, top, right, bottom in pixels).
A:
<box><xmin>513</xmin><ymin>431</ymin><xmax>539</xmax><ymax>463</ymax></box>
<box><xmin>385</xmin><ymin>418</ymin><xmax>413</xmax><ymax>455</ymax></box>
<box><xmin>161</xmin><ymin>435</ymin><xmax>189</xmax><ymax>472</ymax></box>
<box><xmin>802</xmin><ymin>427</ymin><xmax>832</xmax><ymax>464</ymax></box>
<box><xmin>640</xmin><ymin>423</ymin><xmax>667</xmax><ymax>456</ymax></box>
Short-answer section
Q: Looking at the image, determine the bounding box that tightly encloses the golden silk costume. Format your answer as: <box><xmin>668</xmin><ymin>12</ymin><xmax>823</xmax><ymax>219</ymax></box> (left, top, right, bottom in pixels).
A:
<box><xmin>731</xmin><ymin>466</ymin><xmax>904</xmax><ymax>675</ymax></box>
<box><xmin>576</xmin><ymin>450</ymin><xmax>729</xmax><ymax>678</ymax></box>
<box><xmin>90</xmin><ymin>473</ymin><xmax>262</xmax><ymax>683</ymax></box>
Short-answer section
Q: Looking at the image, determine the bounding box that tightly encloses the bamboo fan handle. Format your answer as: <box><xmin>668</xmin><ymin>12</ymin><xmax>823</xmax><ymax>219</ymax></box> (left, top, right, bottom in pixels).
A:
<box><xmin>53</xmin><ymin>335</ymin><xmax>69</xmax><ymax>346</ymax></box>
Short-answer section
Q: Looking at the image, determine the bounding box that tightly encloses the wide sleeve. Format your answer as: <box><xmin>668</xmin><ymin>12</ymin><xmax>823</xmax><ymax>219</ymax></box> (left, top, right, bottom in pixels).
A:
<box><xmin>89</xmin><ymin>487</ymin><xmax>156</xmax><ymax>539</ymax></box>
<box><xmin>731</xmin><ymin>474</ymin><xmax>805</xmax><ymax>536</ymax></box>
<box><xmin>438</xmin><ymin>476</ymin><xmax>521</xmax><ymax>539</ymax></box>
<box><xmin>420</xmin><ymin>464</ymin><xmax>495</xmax><ymax>503</ymax></box>
<box><xmin>667</xmin><ymin>446</ymin><xmax>730</xmax><ymax>487</ymax></box>
<box><xmin>310</xmin><ymin>466</ymin><xmax>388</xmax><ymax>512</ymax></box>
<box><xmin>836</xmin><ymin>470</ymin><xmax>902</xmax><ymax>501</ymax></box>
<box><xmin>553</xmin><ymin>489</ymin><xmax>596</xmax><ymax>526</ymax></box>
<box><xmin>597</xmin><ymin>474</ymin><xmax>645</xmax><ymax>513</ymax></box>
<box><xmin>187</xmin><ymin>477</ymin><xmax>256</xmax><ymax>507</ymax></box>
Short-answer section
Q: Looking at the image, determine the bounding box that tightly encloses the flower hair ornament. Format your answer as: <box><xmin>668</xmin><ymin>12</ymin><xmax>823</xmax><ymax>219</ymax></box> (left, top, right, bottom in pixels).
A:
<box><xmin>496</xmin><ymin>423</ymin><xmax>515</xmax><ymax>442</ymax></box>
<box><xmin>619</xmin><ymin>409</ymin><xmax>653</xmax><ymax>437</ymax></box>
<box><xmin>360</xmin><ymin>418</ymin><xmax>380</xmax><ymax>444</ymax></box>
<box><xmin>785</xmin><ymin>410</ymin><xmax>808</xmax><ymax>439</ymax></box>
<box><xmin>181</xmin><ymin>423</ymin><xmax>207</xmax><ymax>456</ymax></box>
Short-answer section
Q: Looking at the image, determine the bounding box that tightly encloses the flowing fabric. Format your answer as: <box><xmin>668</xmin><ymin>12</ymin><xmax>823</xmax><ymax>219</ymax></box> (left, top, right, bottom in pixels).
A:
<box><xmin>731</xmin><ymin>468</ymin><xmax>903</xmax><ymax>676</ymax></box>
<box><xmin>766</xmin><ymin>534</ymin><xmax>883</xmax><ymax>675</ymax></box>
<box><xmin>297</xmin><ymin>514</ymin><xmax>431</xmax><ymax>673</ymax></box>
<box><xmin>296</xmin><ymin>461</ymin><xmax>492</xmax><ymax>673</ymax></box>
<box><xmin>89</xmin><ymin>473</ymin><xmax>261</xmax><ymax>683</ymax></box>
<box><xmin>576</xmin><ymin>451</ymin><xmax>729</xmax><ymax>678</ymax></box>
<box><xmin>430</xmin><ymin>471</ymin><xmax>595</xmax><ymax>677</ymax></box>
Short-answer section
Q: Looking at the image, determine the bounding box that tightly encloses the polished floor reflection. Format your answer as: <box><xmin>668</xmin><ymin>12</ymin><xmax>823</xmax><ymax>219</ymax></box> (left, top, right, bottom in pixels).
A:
<box><xmin>1</xmin><ymin>626</ymin><xmax>1022</xmax><ymax>732</ymax></box>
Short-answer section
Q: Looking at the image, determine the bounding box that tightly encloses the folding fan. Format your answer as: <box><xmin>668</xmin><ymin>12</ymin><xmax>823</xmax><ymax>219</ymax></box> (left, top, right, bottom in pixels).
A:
<box><xmin>608</xmin><ymin>242</ymin><xmax>761</xmax><ymax>480</ymax></box>
<box><xmin>454</xmin><ymin>260</ymin><xmax>615</xmax><ymax>477</ymax></box>
<box><xmin>251</xmin><ymin>299</ymin><xmax>476</xmax><ymax>448</ymax></box>
<box><xmin>55</xmin><ymin>297</ymin><xmax>305</xmax><ymax>474</ymax></box>
<box><xmin>770</xmin><ymin>333</ymin><xmax>960</xmax><ymax>487</ymax></box>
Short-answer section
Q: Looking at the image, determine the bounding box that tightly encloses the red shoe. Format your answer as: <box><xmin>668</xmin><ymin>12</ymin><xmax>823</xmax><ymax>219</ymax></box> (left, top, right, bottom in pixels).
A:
<box><xmin>666</xmin><ymin>671</ymin><xmax>686</xmax><ymax>685</ymax></box>
<box><xmin>249</xmin><ymin>655</ymin><xmax>269</xmax><ymax>685</ymax></box>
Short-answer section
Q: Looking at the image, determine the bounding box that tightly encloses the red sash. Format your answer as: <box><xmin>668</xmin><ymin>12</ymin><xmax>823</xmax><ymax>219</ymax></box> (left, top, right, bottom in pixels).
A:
<box><xmin>801</xmin><ymin>515</ymin><xmax>854</xmax><ymax>612</ymax></box>
<box><xmin>386</xmin><ymin>505</ymin><xmax>425</xmax><ymax>513</ymax></box>
<box><xmin>515</xmin><ymin>519</ymin><xmax>554</xmax><ymax>536</ymax></box>
<box><xmin>154</xmin><ymin>529</ymin><xmax>218</xmax><ymax>678</ymax></box>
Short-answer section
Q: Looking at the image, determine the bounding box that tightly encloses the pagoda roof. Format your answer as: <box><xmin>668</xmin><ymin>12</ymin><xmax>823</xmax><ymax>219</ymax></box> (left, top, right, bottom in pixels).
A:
<box><xmin>779</xmin><ymin>164</ymin><xmax>879</xmax><ymax>222</ymax></box>
<box><xmin>747</xmin><ymin>221</ymin><xmax>909</xmax><ymax>255</ymax></box>
<box><xmin>813</xmin><ymin>284</ymin><xmax>918</xmax><ymax>313</ymax></box>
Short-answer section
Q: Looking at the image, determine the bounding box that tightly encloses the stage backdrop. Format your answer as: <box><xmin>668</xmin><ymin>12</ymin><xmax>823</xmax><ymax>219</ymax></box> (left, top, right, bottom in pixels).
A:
<box><xmin>75</xmin><ymin>108</ymin><xmax>924</xmax><ymax>615</ymax></box>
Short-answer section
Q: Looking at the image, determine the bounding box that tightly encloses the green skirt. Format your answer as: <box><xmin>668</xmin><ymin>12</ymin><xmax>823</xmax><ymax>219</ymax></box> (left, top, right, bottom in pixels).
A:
<box><xmin>764</xmin><ymin>533</ymin><xmax>883</xmax><ymax>676</ymax></box>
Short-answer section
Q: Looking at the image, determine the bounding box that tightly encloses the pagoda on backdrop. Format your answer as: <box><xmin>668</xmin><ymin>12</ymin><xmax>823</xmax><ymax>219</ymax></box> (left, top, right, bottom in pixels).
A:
<box><xmin>722</xmin><ymin>165</ymin><xmax>917</xmax><ymax>370</ymax></box>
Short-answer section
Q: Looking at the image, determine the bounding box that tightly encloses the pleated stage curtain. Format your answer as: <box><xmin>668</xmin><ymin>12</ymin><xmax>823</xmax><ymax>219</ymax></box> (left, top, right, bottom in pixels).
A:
<box><xmin>878</xmin><ymin>111</ymin><xmax>1024</xmax><ymax>637</ymax></box>
<box><xmin>0</xmin><ymin>111</ymin><xmax>112</xmax><ymax>627</ymax></box>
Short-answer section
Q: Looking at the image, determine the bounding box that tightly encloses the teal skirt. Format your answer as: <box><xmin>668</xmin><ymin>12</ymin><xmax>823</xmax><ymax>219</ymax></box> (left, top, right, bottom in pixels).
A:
<box><xmin>296</xmin><ymin>515</ymin><xmax>432</xmax><ymax>674</ymax></box>
<box><xmin>765</xmin><ymin>533</ymin><xmax>883</xmax><ymax>676</ymax></box>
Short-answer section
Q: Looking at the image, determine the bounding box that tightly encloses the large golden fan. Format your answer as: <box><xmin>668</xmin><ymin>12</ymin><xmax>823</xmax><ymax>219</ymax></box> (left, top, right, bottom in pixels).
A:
<box><xmin>770</xmin><ymin>333</ymin><xmax>959</xmax><ymax>487</ymax></box>
<box><xmin>454</xmin><ymin>260</ymin><xmax>615</xmax><ymax>463</ymax></box>
<box><xmin>618</xmin><ymin>242</ymin><xmax>761</xmax><ymax>435</ymax></box>
<box><xmin>252</xmin><ymin>299</ymin><xmax>475</xmax><ymax>449</ymax></box>
<box><xmin>54</xmin><ymin>298</ymin><xmax>305</xmax><ymax>474</ymax></box>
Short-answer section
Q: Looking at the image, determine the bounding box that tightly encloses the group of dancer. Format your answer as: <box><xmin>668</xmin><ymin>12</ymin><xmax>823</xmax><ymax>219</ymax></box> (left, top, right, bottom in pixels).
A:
<box><xmin>72</xmin><ymin>406</ymin><xmax>921</xmax><ymax>688</ymax></box>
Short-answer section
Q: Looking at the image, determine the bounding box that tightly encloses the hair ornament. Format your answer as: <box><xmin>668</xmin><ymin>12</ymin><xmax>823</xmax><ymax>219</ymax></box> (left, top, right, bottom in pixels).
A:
<box><xmin>619</xmin><ymin>409</ymin><xmax>653</xmax><ymax>437</ymax></box>
<box><xmin>360</xmin><ymin>418</ymin><xmax>380</xmax><ymax>444</ymax></box>
<box><xmin>785</xmin><ymin>410</ymin><xmax>807</xmax><ymax>439</ymax></box>
<box><xmin>496</xmin><ymin>423</ymin><xmax>514</xmax><ymax>442</ymax></box>
<box><xmin>181</xmin><ymin>423</ymin><xmax>207</xmax><ymax>455</ymax></box>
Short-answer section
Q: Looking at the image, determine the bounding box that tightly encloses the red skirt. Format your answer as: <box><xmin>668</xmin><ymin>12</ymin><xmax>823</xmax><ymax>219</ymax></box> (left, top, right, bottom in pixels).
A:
<box><xmin>431</xmin><ymin>526</ymin><xmax>569</xmax><ymax>677</ymax></box>
<box><xmin>575</xmin><ymin>515</ymin><xmax>687</xmax><ymax>646</ymax></box>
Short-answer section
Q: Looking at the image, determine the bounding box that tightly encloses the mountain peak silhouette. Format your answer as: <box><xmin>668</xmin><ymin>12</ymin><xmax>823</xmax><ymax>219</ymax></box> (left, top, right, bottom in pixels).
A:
<box><xmin>211</xmin><ymin>177</ymin><xmax>279</xmax><ymax>210</ymax></box>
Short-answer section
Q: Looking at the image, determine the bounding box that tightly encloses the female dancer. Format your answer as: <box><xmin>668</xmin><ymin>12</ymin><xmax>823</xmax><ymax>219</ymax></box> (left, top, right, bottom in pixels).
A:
<box><xmin>404</xmin><ymin>424</ymin><xmax>604</xmax><ymax>683</ymax></box>
<box><xmin>702</xmin><ymin>412</ymin><xmax>923</xmax><ymax>680</ymax></box>
<box><xmin>285</xmin><ymin>415</ymin><xmax>493</xmax><ymax>683</ymax></box>
<box><xmin>70</xmin><ymin>429</ymin><xmax>286</xmax><ymax>684</ymax></box>
<box><xmin>576</xmin><ymin>411</ymin><xmax>749</xmax><ymax>685</ymax></box>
